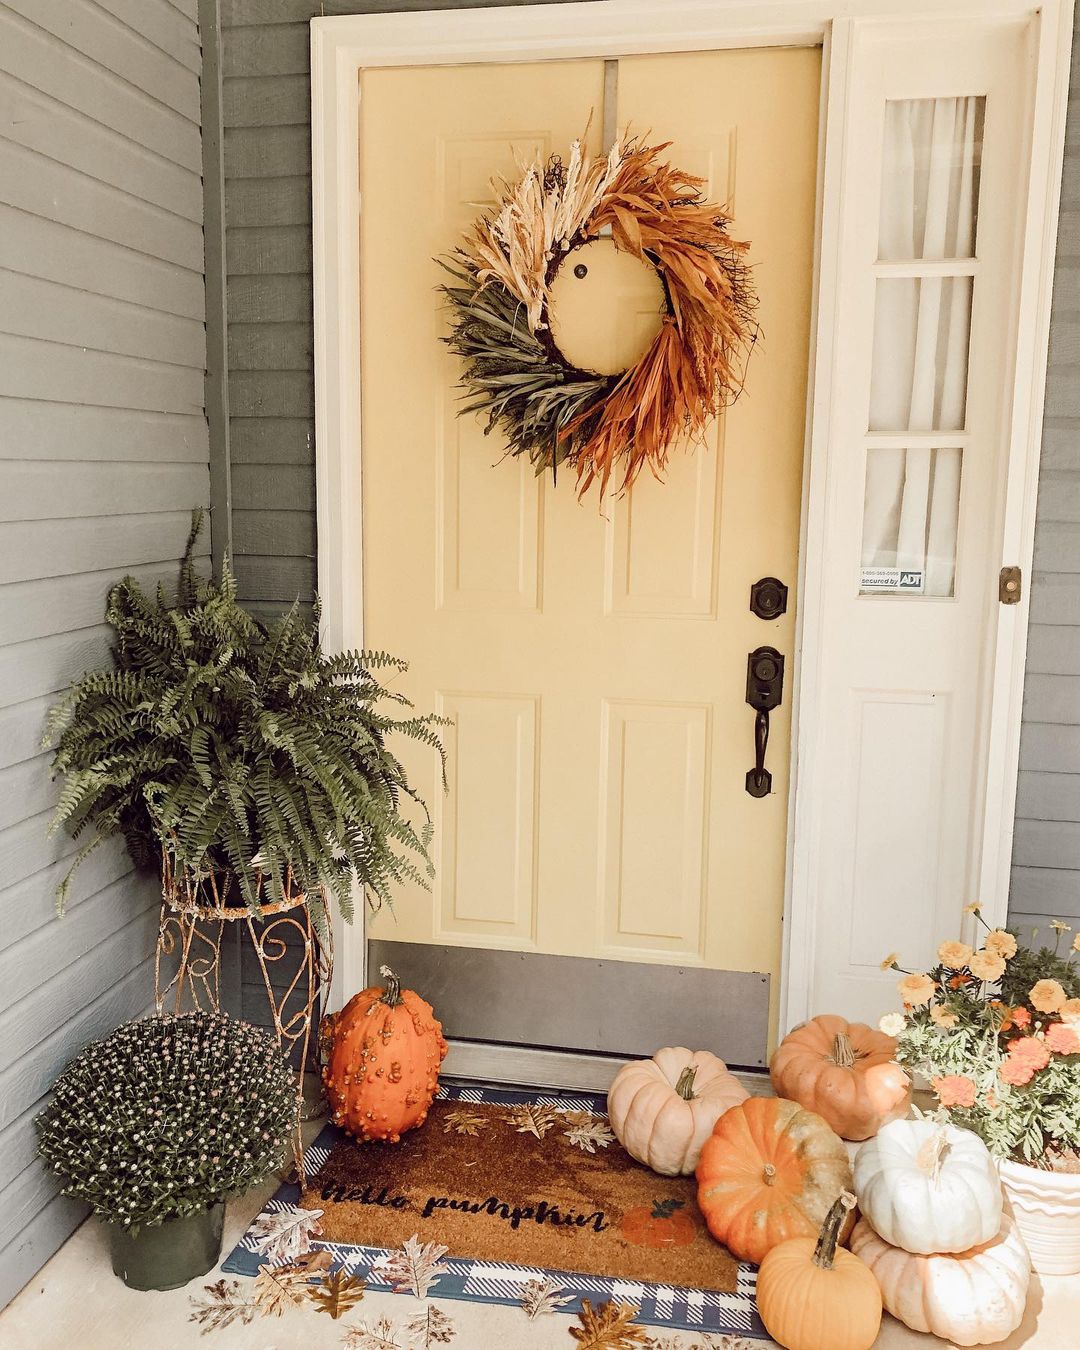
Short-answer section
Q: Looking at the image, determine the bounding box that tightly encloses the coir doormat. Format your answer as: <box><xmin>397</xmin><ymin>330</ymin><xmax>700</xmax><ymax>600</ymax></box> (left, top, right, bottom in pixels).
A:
<box><xmin>223</xmin><ymin>1084</ymin><xmax>765</xmax><ymax>1339</ymax></box>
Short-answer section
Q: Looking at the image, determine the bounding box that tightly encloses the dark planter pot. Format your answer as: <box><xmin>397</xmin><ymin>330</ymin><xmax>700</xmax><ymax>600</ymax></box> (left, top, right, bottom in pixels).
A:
<box><xmin>108</xmin><ymin>1202</ymin><xmax>225</xmax><ymax>1291</ymax></box>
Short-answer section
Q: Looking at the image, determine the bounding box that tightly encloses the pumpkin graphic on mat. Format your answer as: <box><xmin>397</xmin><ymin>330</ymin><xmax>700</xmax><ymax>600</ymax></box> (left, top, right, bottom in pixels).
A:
<box><xmin>619</xmin><ymin>1197</ymin><xmax>696</xmax><ymax>1248</ymax></box>
<box><xmin>321</xmin><ymin>966</ymin><xmax>447</xmax><ymax>1143</ymax></box>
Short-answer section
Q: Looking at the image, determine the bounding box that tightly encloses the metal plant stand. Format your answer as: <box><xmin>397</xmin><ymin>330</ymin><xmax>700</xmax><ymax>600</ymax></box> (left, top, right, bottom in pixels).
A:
<box><xmin>153</xmin><ymin>858</ymin><xmax>333</xmax><ymax>1187</ymax></box>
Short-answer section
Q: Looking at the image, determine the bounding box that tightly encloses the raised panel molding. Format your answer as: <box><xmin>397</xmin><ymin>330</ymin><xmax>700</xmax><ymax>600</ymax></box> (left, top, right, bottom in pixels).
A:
<box><xmin>598</xmin><ymin>700</ymin><xmax>710</xmax><ymax>958</ymax></box>
<box><xmin>435</xmin><ymin>692</ymin><xmax>539</xmax><ymax>944</ymax></box>
<box><xmin>847</xmin><ymin>690</ymin><xmax>949</xmax><ymax>972</ymax></box>
<box><xmin>436</xmin><ymin>131</ymin><xmax>549</xmax><ymax>230</ymax></box>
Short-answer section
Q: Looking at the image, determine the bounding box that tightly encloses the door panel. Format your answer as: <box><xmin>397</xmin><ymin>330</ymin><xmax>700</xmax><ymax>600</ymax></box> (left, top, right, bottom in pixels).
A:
<box><xmin>360</xmin><ymin>51</ymin><xmax>820</xmax><ymax>1043</ymax></box>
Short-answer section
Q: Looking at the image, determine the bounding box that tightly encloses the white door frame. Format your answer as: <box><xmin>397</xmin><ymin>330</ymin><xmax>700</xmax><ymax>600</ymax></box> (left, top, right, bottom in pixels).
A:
<box><xmin>311</xmin><ymin>0</ymin><xmax>1074</xmax><ymax>1027</ymax></box>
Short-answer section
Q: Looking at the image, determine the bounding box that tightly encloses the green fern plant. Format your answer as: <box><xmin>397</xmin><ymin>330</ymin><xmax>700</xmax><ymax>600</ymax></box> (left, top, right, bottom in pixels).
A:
<box><xmin>45</xmin><ymin>512</ymin><xmax>444</xmax><ymax>933</ymax></box>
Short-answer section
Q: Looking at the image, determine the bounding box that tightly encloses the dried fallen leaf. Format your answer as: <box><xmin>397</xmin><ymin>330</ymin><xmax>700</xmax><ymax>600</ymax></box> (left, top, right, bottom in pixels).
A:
<box><xmin>307</xmin><ymin>1268</ymin><xmax>367</xmax><ymax>1319</ymax></box>
<box><xmin>441</xmin><ymin>1109</ymin><xmax>487</xmax><ymax>1137</ymax></box>
<box><xmin>249</xmin><ymin>1205</ymin><xmax>324</xmax><ymax>1263</ymax></box>
<box><xmin>406</xmin><ymin>1303</ymin><xmax>457</xmax><ymax>1346</ymax></box>
<box><xmin>520</xmin><ymin>1274</ymin><xmax>574</xmax><ymax>1319</ymax></box>
<box><xmin>501</xmin><ymin>1104</ymin><xmax>560</xmax><ymax>1140</ymax></box>
<box><xmin>372</xmin><ymin>1234</ymin><xmax>450</xmax><ymax>1299</ymax></box>
<box><xmin>187</xmin><ymin>1279</ymin><xmax>258</xmax><ymax>1335</ymax></box>
<box><xmin>569</xmin><ymin>1299</ymin><xmax>647</xmax><ymax>1349</ymax></box>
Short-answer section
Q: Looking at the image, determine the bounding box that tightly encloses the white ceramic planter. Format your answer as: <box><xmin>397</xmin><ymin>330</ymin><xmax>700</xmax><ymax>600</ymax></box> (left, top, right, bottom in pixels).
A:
<box><xmin>999</xmin><ymin>1157</ymin><xmax>1080</xmax><ymax>1276</ymax></box>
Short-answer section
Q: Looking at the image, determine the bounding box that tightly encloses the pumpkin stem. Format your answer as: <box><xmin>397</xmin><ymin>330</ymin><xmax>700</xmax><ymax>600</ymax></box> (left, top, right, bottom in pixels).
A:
<box><xmin>812</xmin><ymin>1192</ymin><xmax>856</xmax><ymax>1269</ymax></box>
<box><xmin>675</xmin><ymin>1066</ymin><xmax>698</xmax><ymax>1100</ymax></box>
<box><xmin>762</xmin><ymin>1163</ymin><xmax>777</xmax><ymax>1186</ymax></box>
<box><xmin>915</xmin><ymin>1127</ymin><xmax>950</xmax><ymax>1183</ymax></box>
<box><xmin>830</xmin><ymin>1032</ymin><xmax>856</xmax><ymax>1069</ymax></box>
<box><xmin>378</xmin><ymin>964</ymin><xmax>403</xmax><ymax>1008</ymax></box>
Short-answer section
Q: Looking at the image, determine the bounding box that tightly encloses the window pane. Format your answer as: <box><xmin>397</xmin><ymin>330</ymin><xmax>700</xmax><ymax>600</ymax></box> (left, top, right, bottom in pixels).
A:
<box><xmin>861</xmin><ymin>446</ymin><xmax>962</xmax><ymax>597</ymax></box>
<box><xmin>869</xmin><ymin>276</ymin><xmax>972</xmax><ymax>433</ymax></box>
<box><xmin>879</xmin><ymin>97</ymin><xmax>984</xmax><ymax>261</ymax></box>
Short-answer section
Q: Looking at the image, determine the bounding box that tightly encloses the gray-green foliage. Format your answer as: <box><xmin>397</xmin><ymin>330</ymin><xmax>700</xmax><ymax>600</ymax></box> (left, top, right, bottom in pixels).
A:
<box><xmin>44</xmin><ymin>512</ymin><xmax>444</xmax><ymax>930</ymax></box>
<box><xmin>37</xmin><ymin>1013</ymin><xmax>295</xmax><ymax>1230</ymax></box>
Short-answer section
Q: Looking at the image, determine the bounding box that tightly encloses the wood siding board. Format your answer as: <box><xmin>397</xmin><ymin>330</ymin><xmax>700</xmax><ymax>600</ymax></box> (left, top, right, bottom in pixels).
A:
<box><xmin>0</xmin><ymin>753</ymin><xmax>57</xmax><ymax>832</ymax></box>
<box><xmin>226</xmin><ymin>175</ymin><xmax>311</xmax><ymax>227</ymax></box>
<box><xmin>0</xmin><ymin>402</ymin><xmax>208</xmax><ymax>464</ymax></box>
<box><xmin>228</xmin><ymin>321</ymin><xmax>312</xmax><ymax>371</ymax></box>
<box><xmin>232</xmin><ymin>507</ymin><xmax>315</xmax><ymax>555</ymax></box>
<box><xmin>2</xmin><ymin>0</ymin><xmax>201</xmax><ymax>123</ymax></box>
<box><xmin>0</xmin><ymin>1190</ymin><xmax>88</xmax><ymax>1312</ymax></box>
<box><xmin>1013</xmin><ymin>818</ymin><xmax>1080</xmax><ymax>871</ymax></box>
<box><xmin>1037</xmin><ymin>471</ymin><xmax>1080</xmax><ymax>524</ymax></box>
<box><xmin>1025</xmin><ymin>623</ymin><xmax>1080</xmax><ymax>676</ymax></box>
<box><xmin>221</xmin><ymin>21</ymin><xmax>309</xmax><ymax>78</ymax></box>
<box><xmin>230</xmin><ymin>416</ymin><xmax>314</xmax><ymax>464</ymax></box>
<box><xmin>0</xmin><ymin>206</ymin><xmax>205</xmax><ymax>321</ymax></box>
<box><xmin>228</xmin><ymin>369</ymin><xmax>314</xmax><ymax>418</ymax></box>
<box><xmin>0</xmin><ymin>140</ymin><xmax>205</xmax><ymax>274</ymax></box>
<box><xmin>93</xmin><ymin>0</ymin><xmax>203</xmax><ymax>73</ymax></box>
<box><xmin>0</xmin><ymin>696</ymin><xmax>54</xmax><ymax>773</ymax></box>
<box><xmin>0</xmin><ymin>515</ymin><xmax>208</xmax><ymax>586</ymax></box>
<box><xmin>0</xmin><ymin>10</ymin><xmax>202</xmax><ymax>173</ymax></box>
<box><xmin>226</xmin><ymin>224</ymin><xmax>313</xmax><ymax>275</ymax></box>
<box><xmin>0</xmin><ymin>1100</ymin><xmax>52</xmax><ymax>1207</ymax></box>
<box><xmin>0</xmin><ymin>73</ymin><xmax>203</xmax><ymax>223</ymax></box>
<box><xmin>1042</xmin><ymin>423</ymin><xmax>1080</xmax><ymax>473</ymax></box>
<box><xmin>231</xmin><ymin>463</ymin><xmax>314</xmax><ymax>511</ymax></box>
<box><xmin>1019</xmin><ymin>722</ymin><xmax>1080</xmax><ymax>774</ymax></box>
<box><xmin>231</xmin><ymin>554</ymin><xmax>314</xmax><ymax>603</ymax></box>
<box><xmin>0</xmin><ymin>271</ymin><xmax>207</xmax><ymax>370</ymax></box>
<box><xmin>223</xmin><ymin>74</ymin><xmax>310</xmax><ymax>128</ymax></box>
<box><xmin>0</xmin><ymin>627</ymin><xmax>114</xmax><ymax>715</ymax></box>
<box><xmin>0</xmin><ymin>843</ymin><xmax>136</xmax><ymax>955</ymax></box>
<box><xmin>226</xmin><ymin>273</ymin><xmax>312</xmax><ymax>323</ymax></box>
<box><xmin>1017</xmin><ymin>770</ymin><xmax>1080</xmax><ymax>823</ymax></box>
<box><xmin>1010</xmin><ymin>866</ymin><xmax>1080</xmax><ymax>917</ymax></box>
<box><xmin>225</xmin><ymin>124</ymin><xmax>311</xmax><ymax>178</ymax></box>
<box><xmin>223</xmin><ymin>0</ymin><xmax>573</xmax><ymax>24</ymax></box>
<box><xmin>3</xmin><ymin>462</ymin><xmax>211</xmax><ymax>525</ymax></box>
<box><xmin>1029</xmin><ymin>570</ymin><xmax>1080</xmax><ymax>626</ymax></box>
<box><xmin>0</xmin><ymin>336</ymin><xmax>204</xmax><ymax>416</ymax></box>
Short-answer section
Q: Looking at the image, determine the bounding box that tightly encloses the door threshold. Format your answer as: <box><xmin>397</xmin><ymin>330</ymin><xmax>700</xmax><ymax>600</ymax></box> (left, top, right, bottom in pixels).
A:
<box><xmin>443</xmin><ymin>1038</ymin><xmax>774</xmax><ymax>1098</ymax></box>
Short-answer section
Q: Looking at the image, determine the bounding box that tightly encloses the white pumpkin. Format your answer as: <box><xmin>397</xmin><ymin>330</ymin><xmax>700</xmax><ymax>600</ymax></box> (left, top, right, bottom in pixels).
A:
<box><xmin>854</xmin><ymin>1117</ymin><xmax>1002</xmax><ymax>1254</ymax></box>
<box><xmin>851</xmin><ymin>1214</ymin><xmax>1030</xmax><ymax>1346</ymax></box>
<box><xmin>607</xmin><ymin>1047</ymin><xmax>748</xmax><ymax>1175</ymax></box>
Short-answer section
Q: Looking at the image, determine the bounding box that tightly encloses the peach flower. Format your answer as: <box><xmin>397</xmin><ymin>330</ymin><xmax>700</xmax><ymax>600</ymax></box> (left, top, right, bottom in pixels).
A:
<box><xmin>1046</xmin><ymin>1022</ymin><xmax>1080</xmax><ymax>1056</ymax></box>
<box><xmin>930</xmin><ymin>1004</ymin><xmax>958</xmax><ymax>1029</ymax></box>
<box><xmin>897</xmin><ymin>973</ymin><xmax>936</xmax><ymax>1006</ymax></box>
<box><xmin>1029</xmin><ymin>979</ymin><xmax>1068</xmax><ymax>1014</ymax></box>
<box><xmin>879</xmin><ymin>952</ymin><xmax>900</xmax><ymax>971</ymax></box>
<box><xmin>932</xmin><ymin>1075</ymin><xmax>977</xmax><ymax>1109</ymax></box>
<box><xmin>1074</xmin><ymin>933</ymin><xmax>1080</xmax><ymax>954</ymax></box>
<box><xmin>1012</xmin><ymin>1006</ymin><xmax>1032</xmax><ymax>1028</ymax></box>
<box><xmin>969</xmin><ymin>949</ymin><xmax>1006</xmax><ymax>982</ymax></box>
<box><xmin>1008</xmin><ymin>1037</ymin><xmax>1050</xmax><ymax>1072</ymax></box>
<box><xmin>984</xmin><ymin>929</ymin><xmax>1018</xmax><ymax>960</ymax></box>
<box><xmin>963</xmin><ymin>902</ymin><xmax>982</xmax><ymax>915</ymax></box>
<box><xmin>1060</xmin><ymin>999</ymin><xmax>1080</xmax><ymax>1027</ymax></box>
<box><xmin>1000</xmin><ymin>1057</ymin><xmax>1035</xmax><ymax>1087</ymax></box>
<box><xmin>938</xmin><ymin>940</ymin><xmax>974</xmax><ymax>969</ymax></box>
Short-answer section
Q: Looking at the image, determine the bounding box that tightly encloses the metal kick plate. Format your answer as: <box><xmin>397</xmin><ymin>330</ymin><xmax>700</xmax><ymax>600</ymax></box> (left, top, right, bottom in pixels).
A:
<box><xmin>367</xmin><ymin>941</ymin><xmax>771</xmax><ymax>1069</ymax></box>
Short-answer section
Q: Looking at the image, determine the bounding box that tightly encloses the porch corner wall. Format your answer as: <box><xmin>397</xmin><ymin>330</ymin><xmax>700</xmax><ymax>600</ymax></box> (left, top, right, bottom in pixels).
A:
<box><xmin>0</xmin><ymin>0</ymin><xmax>210</xmax><ymax>1307</ymax></box>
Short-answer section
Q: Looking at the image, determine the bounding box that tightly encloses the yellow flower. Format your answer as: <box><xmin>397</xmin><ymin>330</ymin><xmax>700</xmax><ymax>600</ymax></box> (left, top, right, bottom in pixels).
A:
<box><xmin>1073</xmin><ymin>933</ymin><xmax>1080</xmax><ymax>954</ymax></box>
<box><xmin>897</xmin><ymin>973</ymin><xmax>936</xmax><ymax>1006</ymax></box>
<box><xmin>984</xmin><ymin>929</ymin><xmax>1018</xmax><ymax>960</ymax></box>
<box><xmin>1049</xmin><ymin>920</ymin><xmax>1071</xmax><ymax>934</ymax></box>
<box><xmin>963</xmin><ymin>902</ymin><xmax>982</xmax><ymax>915</ymax></box>
<box><xmin>938</xmin><ymin>940</ymin><xmax>974</xmax><ymax>968</ymax></box>
<box><xmin>930</xmin><ymin>1004</ymin><xmax>959</xmax><ymax>1029</ymax></box>
<box><xmin>1030</xmin><ymin>979</ymin><xmax>1068</xmax><ymax>1014</ymax></box>
<box><xmin>1061</xmin><ymin>998</ymin><xmax>1080</xmax><ymax>1027</ymax></box>
<box><xmin>969</xmin><ymin>949</ymin><xmax>1006</xmax><ymax>982</ymax></box>
<box><xmin>878</xmin><ymin>1012</ymin><xmax>906</xmax><ymax>1036</ymax></box>
<box><xmin>879</xmin><ymin>952</ymin><xmax>900</xmax><ymax>971</ymax></box>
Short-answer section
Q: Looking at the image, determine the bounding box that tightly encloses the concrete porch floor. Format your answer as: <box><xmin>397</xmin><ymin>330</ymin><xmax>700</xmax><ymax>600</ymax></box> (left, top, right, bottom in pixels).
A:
<box><xmin>3</xmin><ymin>1116</ymin><xmax>1078</xmax><ymax>1350</ymax></box>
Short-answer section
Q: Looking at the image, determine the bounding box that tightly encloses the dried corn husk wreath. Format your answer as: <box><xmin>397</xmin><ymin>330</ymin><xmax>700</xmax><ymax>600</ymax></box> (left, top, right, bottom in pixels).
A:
<box><xmin>439</xmin><ymin>131</ymin><xmax>758</xmax><ymax>497</ymax></box>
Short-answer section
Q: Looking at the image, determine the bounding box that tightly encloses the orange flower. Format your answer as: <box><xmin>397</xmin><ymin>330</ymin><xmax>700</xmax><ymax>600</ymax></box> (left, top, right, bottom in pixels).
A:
<box><xmin>932</xmin><ymin>1075</ymin><xmax>977</xmax><ymax>1109</ymax></box>
<box><xmin>897</xmin><ymin>973</ymin><xmax>936</xmax><ymax>1006</ymax></box>
<box><xmin>1030</xmin><ymin>979</ymin><xmax>1068</xmax><ymax>1014</ymax></box>
<box><xmin>1012</xmin><ymin>1006</ymin><xmax>1032</xmax><ymax>1028</ymax></box>
<box><xmin>1060</xmin><ymin>999</ymin><xmax>1080</xmax><ymax>1027</ymax></box>
<box><xmin>1046</xmin><ymin>1022</ymin><xmax>1080</xmax><ymax>1056</ymax></box>
<box><xmin>930</xmin><ymin>1004</ymin><xmax>959</xmax><ymax>1029</ymax></box>
<box><xmin>999</xmin><ymin>1057</ymin><xmax>1036</xmax><ymax>1087</ymax></box>
<box><xmin>984</xmin><ymin>929</ymin><xmax>1018</xmax><ymax>960</ymax></box>
<box><xmin>985</xmin><ymin>1089</ymin><xmax>998</xmax><ymax>1110</ymax></box>
<box><xmin>1008</xmin><ymin>1037</ymin><xmax>1051</xmax><ymax>1071</ymax></box>
<box><xmin>969</xmin><ymin>949</ymin><xmax>1006</xmax><ymax>982</ymax></box>
<box><xmin>938</xmin><ymin>940</ymin><xmax>974</xmax><ymax>969</ymax></box>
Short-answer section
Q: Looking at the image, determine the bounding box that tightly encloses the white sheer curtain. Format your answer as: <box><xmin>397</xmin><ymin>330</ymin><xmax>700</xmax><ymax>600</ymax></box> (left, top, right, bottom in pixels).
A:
<box><xmin>863</xmin><ymin>96</ymin><xmax>981</xmax><ymax>596</ymax></box>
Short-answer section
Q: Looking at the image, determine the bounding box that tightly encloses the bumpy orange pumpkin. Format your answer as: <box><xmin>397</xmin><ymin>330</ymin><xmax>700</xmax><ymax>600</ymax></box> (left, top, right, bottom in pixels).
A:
<box><xmin>696</xmin><ymin>1097</ymin><xmax>854</xmax><ymax>1265</ymax></box>
<box><xmin>757</xmin><ymin>1192</ymin><xmax>882</xmax><ymax>1350</ymax></box>
<box><xmin>322</xmin><ymin>965</ymin><xmax>447</xmax><ymax>1143</ymax></box>
<box><xmin>769</xmin><ymin>1014</ymin><xmax>911</xmax><ymax>1141</ymax></box>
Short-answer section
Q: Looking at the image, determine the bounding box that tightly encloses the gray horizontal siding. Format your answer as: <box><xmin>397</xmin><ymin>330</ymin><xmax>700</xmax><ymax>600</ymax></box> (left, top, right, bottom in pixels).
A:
<box><xmin>1009</xmin><ymin>25</ymin><xmax>1080</xmax><ymax>932</ymax></box>
<box><xmin>0</xmin><ymin>0</ymin><xmax>209</xmax><ymax>1308</ymax></box>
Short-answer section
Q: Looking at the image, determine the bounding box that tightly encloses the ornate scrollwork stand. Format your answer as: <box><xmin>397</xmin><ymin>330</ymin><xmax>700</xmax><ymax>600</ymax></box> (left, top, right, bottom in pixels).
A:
<box><xmin>153</xmin><ymin>857</ymin><xmax>333</xmax><ymax>1186</ymax></box>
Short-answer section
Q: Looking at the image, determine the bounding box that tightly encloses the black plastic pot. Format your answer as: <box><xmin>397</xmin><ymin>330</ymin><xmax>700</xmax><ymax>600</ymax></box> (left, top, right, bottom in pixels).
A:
<box><xmin>108</xmin><ymin>1202</ymin><xmax>225</xmax><ymax>1291</ymax></box>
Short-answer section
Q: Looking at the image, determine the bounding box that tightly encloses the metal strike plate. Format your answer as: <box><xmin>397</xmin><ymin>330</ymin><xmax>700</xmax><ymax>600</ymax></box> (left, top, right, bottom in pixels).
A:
<box><xmin>749</xmin><ymin>576</ymin><xmax>788</xmax><ymax>621</ymax></box>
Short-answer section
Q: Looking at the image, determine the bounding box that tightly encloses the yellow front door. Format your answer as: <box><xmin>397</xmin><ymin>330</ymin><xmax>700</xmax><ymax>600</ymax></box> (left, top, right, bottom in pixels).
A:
<box><xmin>360</xmin><ymin>50</ymin><xmax>819</xmax><ymax>1045</ymax></box>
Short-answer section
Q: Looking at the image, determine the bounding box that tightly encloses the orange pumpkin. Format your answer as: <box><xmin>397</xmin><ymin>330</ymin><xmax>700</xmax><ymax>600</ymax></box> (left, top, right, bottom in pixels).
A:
<box><xmin>696</xmin><ymin>1097</ymin><xmax>853</xmax><ymax>1265</ymax></box>
<box><xmin>322</xmin><ymin>965</ymin><xmax>447</xmax><ymax>1143</ymax></box>
<box><xmin>769</xmin><ymin>1014</ymin><xmax>911</xmax><ymax>1141</ymax></box>
<box><xmin>757</xmin><ymin>1192</ymin><xmax>882</xmax><ymax>1350</ymax></box>
<box><xmin>619</xmin><ymin>1197</ymin><xmax>697</xmax><ymax>1249</ymax></box>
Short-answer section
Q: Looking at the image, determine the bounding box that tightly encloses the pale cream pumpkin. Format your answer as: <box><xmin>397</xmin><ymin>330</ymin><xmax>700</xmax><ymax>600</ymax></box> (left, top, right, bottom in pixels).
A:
<box><xmin>854</xmin><ymin>1118</ymin><xmax>1002</xmax><ymax>1254</ymax></box>
<box><xmin>851</xmin><ymin>1214</ymin><xmax>1031</xmax><ymax>1346</ymax></box>
<box><xmin>770</xmin><ymin>1014</ymin><xmax>911</xmax><ymax>1141</ymax></box>
<box><xmin>607</xmin><ymin>1048</ymin><xmax>749</xmax><ymax>1176</ymax></box>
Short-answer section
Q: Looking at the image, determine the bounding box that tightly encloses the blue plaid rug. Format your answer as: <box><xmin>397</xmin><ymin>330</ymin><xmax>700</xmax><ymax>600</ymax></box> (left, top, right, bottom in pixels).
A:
<box><xmin>222</xmin><ymin>1082</ymin><xmax>767</xmax><ymax>1339</ymax></box>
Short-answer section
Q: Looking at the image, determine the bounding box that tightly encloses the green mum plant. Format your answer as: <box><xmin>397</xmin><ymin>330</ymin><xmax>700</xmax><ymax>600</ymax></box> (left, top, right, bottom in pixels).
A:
<box><xmin>881</xmin><ymin>911</ymin><xmax>1080</xmax><ymax>1166</ymax></box>
<box><xmin>44</xmin><ymin>512</ymin><xmax>444</xmax><ymax>932</ymax></box>
<box><xmin>37</xmin><ymin>1013</ymin><xmax>295</xmax><ymax>1231</ymax></box>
